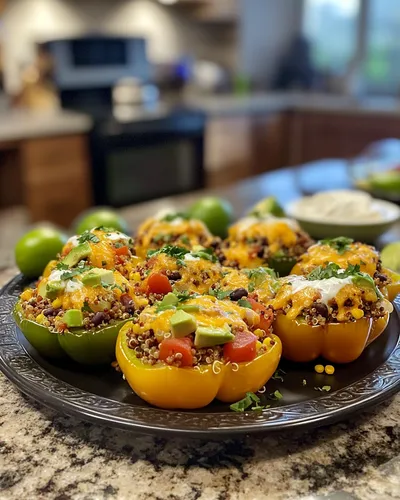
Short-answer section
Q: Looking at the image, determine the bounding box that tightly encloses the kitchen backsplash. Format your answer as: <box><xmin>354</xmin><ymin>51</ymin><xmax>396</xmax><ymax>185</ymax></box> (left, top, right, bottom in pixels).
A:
<box><xmin>2</xmin><ymin>0</ymin><xmax>237</xmax><ymax>93</ymax></box>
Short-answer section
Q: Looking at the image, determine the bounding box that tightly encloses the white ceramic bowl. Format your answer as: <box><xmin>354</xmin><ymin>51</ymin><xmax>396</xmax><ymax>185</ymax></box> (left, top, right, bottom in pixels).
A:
<box><xmin>286</xmin><ymin>197</ymin><xmax>400</xmax><ymax>242</ymax></box>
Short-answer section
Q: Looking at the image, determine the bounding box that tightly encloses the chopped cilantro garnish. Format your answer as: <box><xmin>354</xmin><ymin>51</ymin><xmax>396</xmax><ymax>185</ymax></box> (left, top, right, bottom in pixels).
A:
<box><xmin>269</xmin><ymin>390</ymin><xmax>283</xmax><ymax>401</ymax></box>
<box><xmin>191</xmin><ymin>247</ymin><xmax>218</xmax><ymax>263</ymax></box>
<box><xmin>161</xmin><ymin>212</ymin><xmax>189</xmax><ymax>222</ymax></box>
<box><xmin>237</xmin><ymin>298</ymin><xmax>252</xmax><ymax>309</ymax></box>
<box><xmin>55</xmin><ymin>262</ymin><xmax>69</xmax><ymax>271</ymax></box>
<box><xmin>175</xmin><ymin>290</ymin><xmax>194</xmax><ymax>303</ymax></box>
<box><xmin>209</xmin><ymin>288</ymin><xmax>232</xmax><ymax>300</ymax></box>
<box><xmin>78</xmin><ymin>230</ymin><xmax>100</xmax><ymax>244</ymax></box>
<box><xmin>94</xmin><ymin>226</ymin><xmax>114</xmax><ymax>232</ymax></box>
<box><xmin>251</xmin><ymin>404</ymin><xmax>270</xmax><ymax>411</ymax></box>
<box><xmin>320</xmin><ymin>237</ymin><xmax>353</xmax><ymax>255</ymax></box>
<box><xmin>147</xmin><ymin>245</ymin><xmax>189</xmax><ymax>259</ymax></box>
<box><xmin>81</xmin><ymin>301</ymin><xmax>93</xmax><ymax>313</ymax></box>
<box><xmin>307</xmin><ymin>263</ymin><xmax>382</xmax><ymax>297</ymax></box>
<box><xmin>230</xmin><ymin>392</ymin><xmax>260</xmax><ymax>412</ymax></box>
<box><xmin>314</xmin><ymin>385</ymin><xmax>331</xmax><ymax>392</ymax></box>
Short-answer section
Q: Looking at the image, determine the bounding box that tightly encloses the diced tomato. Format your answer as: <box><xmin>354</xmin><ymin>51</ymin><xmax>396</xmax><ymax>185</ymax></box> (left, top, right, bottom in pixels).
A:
<box><xmin>147</xmin><ymin>272</ymin><xmax>172</xmax><ymax>295</ymax></box>
<box><xmin>115</xmin><ymin>245</ymin><xmax>129</xmax><ymax>256</ymax></box>
<box><xmin>247</xmin><ymin>298</ymin><xmax>274</xmax><ymax>332</ymax></box>
<box><xmin>223</xmin><ymin>330</ymin><xmax>257</xmax><ymax>363</ymax></box>
<box><xmin>159</xmin><ymin>337</ymin><xmax>193</xmax><ymax>367</ymax></box>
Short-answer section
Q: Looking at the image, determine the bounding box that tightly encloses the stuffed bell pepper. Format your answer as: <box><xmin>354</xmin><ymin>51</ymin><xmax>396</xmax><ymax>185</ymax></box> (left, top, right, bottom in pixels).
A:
<box><xmin>270</xmin><ymin>263</ymin><xmax>393</xmax><ymax>363</ymax></box>
<box><xmin>14</xmin><ymin>240</ymin><xmax>141</xmax><ymax>364</ymax></box>
<box><xmin>135</xmin><ymin>211</ymin><xmax>215</xmax><ymax>258</ymax></box>
<box><xmin>61</xmin><ymin>227</ymin><xmax>138</xmax><ymax>279</ymax></box>
<box><xmin>116</xmin><ymin>294</ymin><xmax>281</xmax><ymax>409</ymax></box>
<box><xmin>217</xmin><ymin>214</ymin><xmax>313</xmax><ymax>276</ymax></box>
<box><xmin>291</xmin><ymin>237</ymin><xmax>398</xmax><ymax>299</ymax></box>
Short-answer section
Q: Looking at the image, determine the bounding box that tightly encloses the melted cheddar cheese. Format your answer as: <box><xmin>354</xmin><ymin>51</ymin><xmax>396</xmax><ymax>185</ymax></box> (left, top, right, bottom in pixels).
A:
<box><xmin>130</xmin><ymin>296</ymin><xmax>260</xmax><ymax>342</ymax></box>
<box><xmin>270</xmin><ymin>276</ymin><xmax>379</xmax><ymax>322</ymax></box>
<box><xmin>135</xmin><ymin>216</ymin><xmax>212</xmax><ymax>258</ymax></box>
<box><xmin>291</xmin><ymin>242</ymin><xmax>380</xmax><ymax>277</ymax></box>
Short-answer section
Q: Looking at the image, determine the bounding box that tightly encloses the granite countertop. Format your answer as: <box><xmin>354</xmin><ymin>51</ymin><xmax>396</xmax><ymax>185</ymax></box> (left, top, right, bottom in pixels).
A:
<box><xmin>0</xmin><ymin>108</ymin><xmax>92</xmax><ymax>142</ymax></box>
<box><xmin>1</xmin><ymin>265</ymin><xmax>400</xmax><ymax>499</ymax></box>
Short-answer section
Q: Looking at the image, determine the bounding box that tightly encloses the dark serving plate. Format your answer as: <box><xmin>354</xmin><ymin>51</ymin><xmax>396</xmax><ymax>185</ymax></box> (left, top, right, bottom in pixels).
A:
<box><xmin>1</xmin><ymin>275</ymin><xmax>400</xmax><ymax>437</ymax></box>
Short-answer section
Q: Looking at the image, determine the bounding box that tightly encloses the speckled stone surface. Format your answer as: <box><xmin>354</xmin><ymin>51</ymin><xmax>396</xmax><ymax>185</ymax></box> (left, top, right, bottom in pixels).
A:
<box><xmin>1</xmin><ymin>268</ymin><xmax>400</xmax><ymax>500</ymax></box>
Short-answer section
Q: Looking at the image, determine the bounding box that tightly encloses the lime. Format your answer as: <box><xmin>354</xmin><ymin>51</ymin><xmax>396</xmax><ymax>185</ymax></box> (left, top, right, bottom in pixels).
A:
<box><xmin>188</xmin><ymin>197</ymin><xmax>233</xmax><ymax>238</ymax></box>
<box><xmin>381</xmin><ymin>242</ymin><xmax>400</xmax><ymax>273</ymax></box>
<box><xmin>370</xmin><ymin>172</ymin><xmax>400</xmax><ymax>192</ymax></box>
<box><xmin>74</xmin><ymin>207</ymin><xmax>129</xmax><ymax>234</ymax></box>
<box><xmin>15</xmin><ymin>227</ymin><xmax>68</xmax><ymax>278</ymax></box>
<box><xmin>248</xmin><ymin>196</ymin><xmax>285</xmax><ymax>217</ymax></box>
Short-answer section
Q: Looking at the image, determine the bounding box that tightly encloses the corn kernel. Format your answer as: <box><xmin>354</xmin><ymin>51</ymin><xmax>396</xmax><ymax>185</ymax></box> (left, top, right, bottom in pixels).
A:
<box><xmin>314</xmin><ymin>364</ymin><xmax>324</xmax><ymax>374</ymax></box>
<box><xmin>35</xmin><ymin>313</ymin><xmax>45</xmax><ymax>324</ymax></box>
<box><xmin>20</xmin><ymin>289</ymin><xmax>33</xmax><ymax>301</ymax></box>
<box><xmin>254</xmin><ymin>328</ymin><xmax>264</xmax><ymax>338</ymax></box>
<box><xmin>351</xmin><ymin>308</ymin><xmax>364</xmax><ymax>320</ymax></box>
<box><xmin>52</xmin><ymin>298</ymin><xmax>62</xmax><ymax>308</ymax></box>
<box><xmin>325</xmin><ymin>365</ymin><xmax>335</xmax><ymax>375</ymax></box>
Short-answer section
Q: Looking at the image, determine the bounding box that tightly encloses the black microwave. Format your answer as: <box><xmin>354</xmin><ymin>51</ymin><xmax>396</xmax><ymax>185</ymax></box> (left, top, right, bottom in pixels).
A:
<box><xmin>41</xmin><ymin>36</ymin><xmax>150</xmax><ymax>90</ymax></box>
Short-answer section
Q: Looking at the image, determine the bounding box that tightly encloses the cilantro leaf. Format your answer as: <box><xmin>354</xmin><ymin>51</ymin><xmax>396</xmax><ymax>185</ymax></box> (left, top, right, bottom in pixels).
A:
<box><xmin>243</xmin><ymin>267</ymin><xmax>277</xmax><ymax>292</ymax></box>
<box><xmin>161</xmin><ymin>212</ymin><xmax>189</xmax><ymax>222</ymax></box>
<box><xmin>147</xmin><ymin>245</ymin><xmax>189</xmax><ymax>259</ymax></box>
<box><xmin>78</xmin><ymin>230</ymin><xmax>100</xmax><ymax>244</ymax></box>
<box><xmin>81</xmin><ymin>301</ymin><xmax>93</xmax><ymax>313</ymax></box>
<box><xmin>269</xmin><ymin>390</ymin><xmax>283</xmax><ymax>401</ymax></box>
<box><xmin>320</xmin><ymin>237</ymin><xmax>354</xmax><ymax>255</ymax></box>
<box><xmin>191</xmin><ymin>247</ymin><xmax>218</xmax><ymax>263</ymax></box>
<box><xmin>230</xmin><ymin>392</ymin><xmax>260</xmax><ymax>412</ymax></box>
<box><xmin>55</xmin><ymin>262</ymin><xmax>69</xmax><ymax>271</ymax></box>
<box><xmin>209</xmin><ymin>288</ymin><xmax>232</xmax><ymax>300</ymax></box>
<box><xmin>237</xmin><ymin>298</ymin><xmax>252</xmax><ymax>309</ymax></box>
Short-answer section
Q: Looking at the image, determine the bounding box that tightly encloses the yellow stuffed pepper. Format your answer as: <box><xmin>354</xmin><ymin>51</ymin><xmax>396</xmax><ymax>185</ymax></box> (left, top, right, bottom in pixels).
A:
<box><xmin>291</xmin><ymin>237</ymin><xmax>398</xmax><ymax>299</ymax></box>
<box><xmin>270</xmin><ymin>263</ymin><xmax>393</xmax><ymax>363</ymax></box>
<box><xmin>135</xmin><ymin>212</ymin><xmax>214</xmax><ymax>258</ymax></box>
<box><xmin>218</xmin><ymin>215</ymin><xmax>313</xmax><ymax>275</ymax></box>
<box><xmin>116</xmin><ymin>295</ymin><xmax>281</xmax><ymax>409</ymax></box>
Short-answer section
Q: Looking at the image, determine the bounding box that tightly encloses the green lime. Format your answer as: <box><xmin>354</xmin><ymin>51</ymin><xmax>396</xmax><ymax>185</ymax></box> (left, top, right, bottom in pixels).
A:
<box><xmin>248</xmin><ymin>196</ymin><xmax>285</xmax><ymax>217</ymax></box>
<box><xmin>188</xmin><ymin>197</ymin><xmax>233</xmax><ymax>238</ymax></box>
<box><xmin>15</xmin><ymin>227</ymin><xmax>68</xmax><ymax>278</ymax></box>
<box><xmin>370</xmin><ymin>172</ymin><xmax>400</xmax><ymax>192</ymax></box>
<box><xmin>381</xmin><ymin>242</ymin><xmax>400</xmax><ymax>273</ymax></box>
<box><xmin>74</xmin><ymin>208</ymin><xmax>129</xmax><ymax>234</ymax></box>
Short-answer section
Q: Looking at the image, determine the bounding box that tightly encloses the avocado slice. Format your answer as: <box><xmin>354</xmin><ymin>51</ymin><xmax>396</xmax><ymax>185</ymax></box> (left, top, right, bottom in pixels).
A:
<box><xmin>170</xmin><ymin>310</ymin><xmax>197</xmax><ymax>338</ymax></box>
<box><xmin>82</xmin><ymin>268</ymin><xmax>115</xmax><ymax>287</ymax></box>
<box><xmin>37</xmin><ymin>280</ymin><xmax>48</xmax><ymax>299</ymax></box>
<box><xmin>63</xmin><ymin>309</ymin><xmax>83</xmax><ymax>328</ymax></box>
<box><xmin>194</xmin><ymin>324</ymin><xmax>234</xmax><ymax>348</ymax></box>
<box><xmin>160</xmin><ymin>292</ymin><xmax>179</xmax><ymax>308</ymax></box>
<box><xmin>61</xmin><ymin>242</ymin><xmax>91</xmax><ymax>268</ymax></box>
<box><xmin>45</xmin><ymin>280</ymin><xmax>65</xmax><ymax>299</ymax></box>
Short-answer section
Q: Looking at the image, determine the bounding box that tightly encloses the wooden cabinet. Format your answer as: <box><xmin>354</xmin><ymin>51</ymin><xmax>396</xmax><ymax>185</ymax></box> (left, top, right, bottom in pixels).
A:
<box><xmin>288</xmin><ymin>111</ymin><xmax>400</xmax><ymax>165</ymax></box>
<box><xmin>205</xmin><ymin>112</ymin><xmax>288</xmax><ymax>188</ymax></box>
<box><xmin>20</xmin><ymin>134</ymin><xmax>92</xmax><ymax>227</ymax></box>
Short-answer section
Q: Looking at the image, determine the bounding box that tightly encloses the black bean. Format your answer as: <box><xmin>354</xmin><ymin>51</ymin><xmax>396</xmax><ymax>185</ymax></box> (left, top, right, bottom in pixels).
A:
<box><xmin>230</xmin><ymin>288</ymin><xmax>249</xmax><ymax>301</ymax></box>
<box><xmin>43</xmin><ymin>308</ymin><xmax>61</xmax><ymax>317</ymax></box>
<box><xmin>168</xmin><ymin>271</ymin><xmax>182</xmax><ymax>281</ymax></box>
<box><xmin>92</xmin><ymin>312</ymin><xmax>106</xmax><ymax>327</ymax></box>
<box><xmin>313</xmin><ymin>302</ymin><xmax>329</xmax><ymax>318</ymax></box>
<box><xmin>374</xmin><ymin>272</ymin><xmax>387</xmax><ymax>283</ymax></box>
<box><xmin>257</xmin><ymin>248</ymin><xmax>265</xmax><ymax>258</ymax></box>
<box><xmin>344</xmin><ymin>298</ymin><xmax>353</xmax><ymax>307</ymax></box>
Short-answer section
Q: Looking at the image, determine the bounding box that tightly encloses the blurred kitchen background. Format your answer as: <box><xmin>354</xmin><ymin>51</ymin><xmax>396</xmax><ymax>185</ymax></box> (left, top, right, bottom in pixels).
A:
<box><xmin>2</xmin><ymin>0</ymin><xmax>400</xmax><ymax>257</ymax></box>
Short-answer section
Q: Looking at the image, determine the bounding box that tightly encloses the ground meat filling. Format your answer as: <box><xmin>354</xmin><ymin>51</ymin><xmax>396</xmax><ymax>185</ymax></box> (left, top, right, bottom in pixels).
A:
<box><xmin>126</xmin><ymin>324</ymin><xmax>272</xmax><ymax>368</ymax></box>
<box><xmin>20</xmin><ymin>290</ymin><xmax>136</xmax><ymax>333</ymax></box>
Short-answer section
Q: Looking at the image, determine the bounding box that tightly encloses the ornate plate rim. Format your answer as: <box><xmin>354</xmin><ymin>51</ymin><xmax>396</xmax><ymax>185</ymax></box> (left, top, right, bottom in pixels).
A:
<box><xmin>1</xmin><ymin>274</ymin><xmax>400</xmax><ymax>437</ymax></box>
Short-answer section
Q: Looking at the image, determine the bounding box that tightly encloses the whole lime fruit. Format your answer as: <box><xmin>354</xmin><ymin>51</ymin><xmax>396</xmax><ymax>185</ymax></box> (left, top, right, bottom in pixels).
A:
<box><xmin>15</xmin><ymin>227</ymin><xmax>68</xmax><ymax>278</ymax></box>
<box><xmin>74</xmin><ymin>207</ymin><xmax>129</xmax><ymax>234</ymax></box>
<box><xmin>188</xmin><ymin>197</ymin><xmax>233</xmax><ymax>238</ymax></box>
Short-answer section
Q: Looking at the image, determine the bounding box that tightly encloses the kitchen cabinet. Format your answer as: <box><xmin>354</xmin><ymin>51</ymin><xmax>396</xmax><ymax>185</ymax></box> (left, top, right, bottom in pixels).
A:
<box><xmin>1</xmin><ymin>134</ymin><xmax>92</xmax><ymax>227</ymax></box>
<box><xmin>288</xmin><ymin>111</ymin><xmax>400</xmax><ymax>165</ymax></box>
<box><xmin>205</xmin><ymin>112</ymin><xmax>288</xmax><ymax>187</ymax></box>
